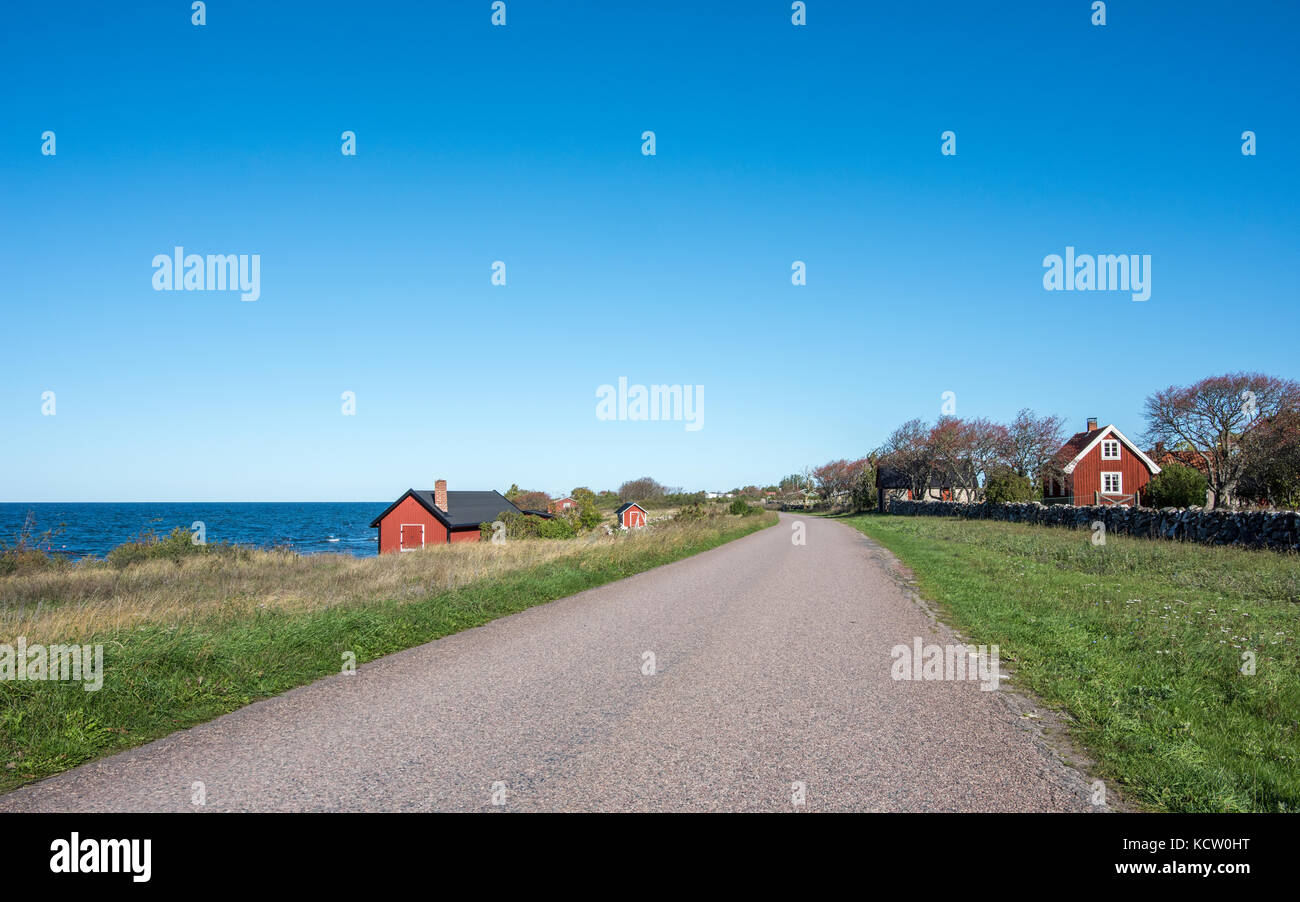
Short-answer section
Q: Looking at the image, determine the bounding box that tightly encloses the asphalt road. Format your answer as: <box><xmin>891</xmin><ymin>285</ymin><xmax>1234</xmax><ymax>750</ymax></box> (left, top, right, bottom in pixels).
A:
<box><xmin>1</xmin><ymin>514</ymin><xmax>1097</xmax><ymax>812</ymax></box>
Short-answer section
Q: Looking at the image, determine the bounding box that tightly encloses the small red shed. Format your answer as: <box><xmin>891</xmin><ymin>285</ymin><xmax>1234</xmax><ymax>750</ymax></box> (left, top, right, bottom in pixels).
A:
<box><xmin>370</xmin><ymin>480</ymin><xmax>521</xmax><ymax>553</ymax></box>
<box><xmin>1043</xmin><ymin>418</ymin><xmax>1162</xmax><ymax>507</ymax></box>
<box><xmin>615</xmin><ymin>502</ymin><xmax>648</xmax><ymax>528</ymax></box>
<box><xmin>549</xmin><ymin>497</ymin><xmax>577</xmax><ymax>513</ymax></box>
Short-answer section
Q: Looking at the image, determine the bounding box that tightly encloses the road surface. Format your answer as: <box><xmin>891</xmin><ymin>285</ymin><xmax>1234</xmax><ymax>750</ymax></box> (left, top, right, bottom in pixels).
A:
<box><xmin>1</xmin><ymin>514</ymin><xmax>1097</xmax><ymax>812</ymax></box>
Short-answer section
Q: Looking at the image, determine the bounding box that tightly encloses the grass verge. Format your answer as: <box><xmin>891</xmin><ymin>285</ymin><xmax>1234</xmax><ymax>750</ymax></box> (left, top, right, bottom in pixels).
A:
<box><xmin>844</xmin><ymin>513</ymin><xmax>1299</xmax><ymax>813</ymax></box>
<box><xmin>0</xmin><ymin>512</ymin><xmax>775</xmax><ymax>794</ymax></box>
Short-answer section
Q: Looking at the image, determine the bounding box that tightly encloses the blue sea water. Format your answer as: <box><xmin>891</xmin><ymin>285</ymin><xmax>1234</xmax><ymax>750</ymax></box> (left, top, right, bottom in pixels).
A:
<box><xmin>0</xmin><ymin>503</ymin><xmax>385</xmax><ymax>559</ymax></box>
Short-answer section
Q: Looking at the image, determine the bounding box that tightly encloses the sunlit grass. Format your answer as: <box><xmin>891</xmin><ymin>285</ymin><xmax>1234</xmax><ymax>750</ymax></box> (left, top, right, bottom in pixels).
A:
<box><xmin>845</xmin><ymin>513</ymin><xmax>1300</xmax><ymax>812</ymax></box>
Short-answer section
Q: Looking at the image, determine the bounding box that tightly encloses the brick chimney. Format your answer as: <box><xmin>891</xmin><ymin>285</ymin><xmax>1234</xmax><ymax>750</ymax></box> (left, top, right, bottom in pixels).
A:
<box><xmin>434</xmin><ymin>479</ymin><xmax>448</xmax><ymax>512</ymax></box>
<box><xmin>1086</xmin><ymin>417</ymin><xmax>1098</xmax><ymax>431</ymax></box>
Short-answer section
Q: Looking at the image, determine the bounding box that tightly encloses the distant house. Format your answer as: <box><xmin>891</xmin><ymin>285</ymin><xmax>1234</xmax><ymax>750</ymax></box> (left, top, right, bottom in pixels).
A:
<box><xmin>549</xmin><ymin>497</ymin><xmax>577</xmax><ymax>513</ymax></box>
<box><xmin>370</xmin><ymin>480</ymin><xmax>519</xmax><ymax>552</ymax></box>
<box><xmin>1044</xmin><ymin>418</ymin><xmax>1161</xmax><ymax>507</ymax></box>
<box><xmin>615</xmin><ymin>502</ymin><xmax>648</xmax><ymax>528</ymax></box>
<box><xmin>875</xmin><ymin>462</ymin><xmax>976</xmax><ymax>512</ymax></box>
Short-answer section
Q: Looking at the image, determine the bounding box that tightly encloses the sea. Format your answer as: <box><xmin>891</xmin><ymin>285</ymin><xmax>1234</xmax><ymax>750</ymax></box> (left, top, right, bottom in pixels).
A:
<box><xmin>0</xmin><ymin>503</ymin><xmax>386</xmax><ymax>559</ymax></box>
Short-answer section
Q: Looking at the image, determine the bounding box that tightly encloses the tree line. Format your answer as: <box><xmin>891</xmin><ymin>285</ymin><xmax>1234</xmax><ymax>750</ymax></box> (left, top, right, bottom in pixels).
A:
<box><xmin>796</xmin><ymin>372</ymin><xmax>1300</xmax><ymax>511</ymax></box>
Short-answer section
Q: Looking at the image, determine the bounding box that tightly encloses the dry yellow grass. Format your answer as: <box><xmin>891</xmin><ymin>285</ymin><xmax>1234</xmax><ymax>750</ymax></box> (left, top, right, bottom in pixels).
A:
<box><xmin>0</xmin><ymin>518</ymin><xmax>760</xmax><ymax>644</ymax></box>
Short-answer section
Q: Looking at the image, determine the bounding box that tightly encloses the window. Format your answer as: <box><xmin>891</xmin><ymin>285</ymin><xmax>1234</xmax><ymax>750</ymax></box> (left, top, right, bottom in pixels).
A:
<box><xmin>1101</xmin><ymin>439</ymin><xmax>1121</xmax><ymax>460</ymax></box>
<box><xmin>1101</xmin><ymin>472</ymin><xmax>1122</xmax><ymax>494</ymax></box>
<box><xmin>399</xmin><ymin>523</ymin><xmax>424</xmax><ymax>551</ymax></box>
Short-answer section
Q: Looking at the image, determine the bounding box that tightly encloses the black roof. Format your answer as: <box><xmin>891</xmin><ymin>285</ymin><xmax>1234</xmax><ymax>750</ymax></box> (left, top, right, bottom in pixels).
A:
<box><xmin>369</xmin><ymin>489</ymin><xmax>522</xmax><ymax>529</ymax></box>
<box><xmin>614</xmin><ymin>502</ymin><xmax>646</xmax><ymax>515</ymax></box>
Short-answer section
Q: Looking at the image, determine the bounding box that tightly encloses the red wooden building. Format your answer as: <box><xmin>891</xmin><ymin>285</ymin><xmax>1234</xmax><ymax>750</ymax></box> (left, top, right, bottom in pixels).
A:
<box><xmin>615</xmin><ymin>502</ymin><xmax>648</xmax><ymax>528</ymax></box>
<box><xmin>549</xmin><ymin>497</ymin><xmax>577</xmax><ymax>513</ymax></box>
<box><xmin>370</xmin><ymin>480</ymin><xmax>521</xmax><ymax>553</ymax></box>
<box><xmin>1044</xmin><ymin>418</ymin><xmax>1161</xmax><ymax>507</ymax></box>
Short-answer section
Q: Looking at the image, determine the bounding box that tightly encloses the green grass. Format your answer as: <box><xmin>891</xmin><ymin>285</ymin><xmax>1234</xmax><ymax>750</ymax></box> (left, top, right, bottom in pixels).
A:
<box><xmin>843</xmin><ymin>513</ymin><xmax>1300</xmax><ymax>812</ymax></box>
<box><xmin>0</xmin><ymin>513</ymin><xmax>774</xmax><ymax>794</ymax></box>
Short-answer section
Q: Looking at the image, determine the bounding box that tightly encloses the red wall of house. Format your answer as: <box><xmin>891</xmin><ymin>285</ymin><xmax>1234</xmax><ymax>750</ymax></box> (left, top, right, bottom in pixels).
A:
<box><xmin>378</xmin><ymin>495</ymin><xmax>449</xmax><ymax>554</ymax></box>
<box><xmin>1070</xmin><ymin>433</ymin><xmax>1153</xmax><ymax>504</ymax></box>
<box><xmin>621</xmin><ymin>507</ymin><xmax>646</xmax><ymax>527</ymax></box>
<box><xmin>449</xmin><ymin>528</ymin><xmax>480</xmax><ymax>544</ymax></box>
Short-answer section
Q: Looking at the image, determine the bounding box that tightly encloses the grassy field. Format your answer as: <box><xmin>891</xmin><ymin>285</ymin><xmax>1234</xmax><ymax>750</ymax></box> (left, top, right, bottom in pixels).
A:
<box><xmin>0</xmin><ymin>511</ymin><xmax>775</xmax><ymax>794</ymax></box>
<box><xmin>843</xmin><ymin>512</ymin><xmax>1300</xmax><ymax>812</ymax></box>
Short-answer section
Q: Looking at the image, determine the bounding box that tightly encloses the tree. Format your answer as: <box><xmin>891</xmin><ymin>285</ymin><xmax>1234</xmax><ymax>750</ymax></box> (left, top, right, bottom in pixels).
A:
<box><xmin>618</xmin><ymin>477</ymin><xmax>665</xmax><ymax>501</ymax></box>
<box><xmin>1007</xmin><ymin>409</ymin><xmax>1066</xmax><ymax>483</ymax></box>
<box><xmin>1237</xmin><ymin>407</ymin><xmax>1300</xmax><ymax>508</ymax></box>
<box><xmin>811</xmin><ymin>459</ymin><xmax>852</xmax><ymax>501</ymax></box>
<box><xmin>883</xmin><ymin>418</ymin><xmax>934</xmax><ymax>501</ymax></box>
<box><xmin>850</xmin><ymin>458</ymin><xmax>878</xmax><ymax>511</ymax></box>
<box><xmin>965</xmin><ymin>417</ymin><xmax>1012</xmax><ymax>501</ymax></box>
<box><xmin>926</xmin><ymin>417</ymin><xmax>977</xmax><ymax>500</ymax></box>
<box><xmin>1144</xmin><ymin>373</ymin><xmax>1300</xmax><ymax>508</ymax></box>
<box><xmin>512</xmin><ymin>490</ymin><xmax>551</xmax><ymax>511</ymax></box>
<box><xmin>1143</xmin><ymin>462</ymin><xmax>1209</xmax><ymax>508</ymax></box>
<box><xmin>779</xmin><ymin>473</ymin><xmax>811</xmax><ymax>493</ymax></box>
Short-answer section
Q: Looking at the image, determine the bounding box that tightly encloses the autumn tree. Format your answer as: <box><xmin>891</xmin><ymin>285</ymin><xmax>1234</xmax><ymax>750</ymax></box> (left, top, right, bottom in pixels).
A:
<box><xmin>617</xmin><ymin>477</ymin><xmax>665</xmax><ymax>501</ymax></box>
<box><xmin>1237</xmin><ymin>407</ymin><xmax>1300</xmax><ymax>508</ymax></box>
<box><xmin>1006</xmin><ymin>409</ymin><xmax>1066</xmax><ymax>484</ymax></box>
<box><xmin>512</xmin><ymin>490</ymin><xmax>551</xmax><ymax>511</ymax></box>
<box><xmin>1143</xmin><ymin>373</ymin><xmax>1300</xmax><ymax>508</ymax></box>
<box><xmin>882</xmin><ymin>418</ymin><xmax>934</xmax><ymax>501</ymax></box>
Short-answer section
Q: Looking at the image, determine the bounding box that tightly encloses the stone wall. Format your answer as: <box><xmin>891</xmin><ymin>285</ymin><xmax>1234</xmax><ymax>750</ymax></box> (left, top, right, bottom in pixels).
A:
<box><xmin>883</xmin><ymin>498</ymin><xmax>1300</xmax><ymax>552</ymax></box>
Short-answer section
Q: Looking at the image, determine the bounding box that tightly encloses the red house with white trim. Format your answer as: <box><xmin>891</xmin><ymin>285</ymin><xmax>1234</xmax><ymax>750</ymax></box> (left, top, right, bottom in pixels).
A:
<box><xmin>1044</xmin><ymin>418</ymin><xmax>1162</xmax><ymax>507</ymax></box>
<box><xmin>370</xmin><ymin>480</ymin><xmax>522</xmax><ymax>553</ymax></box>
<box><xmin>549</xmin><ymin>497</ymin><xmax>577</xmax><ymax>513</ymax></box>
<box><xmin>615</xmin><ymin>502</ymin><xmax>647</xmax><ymax>528</ymax></box>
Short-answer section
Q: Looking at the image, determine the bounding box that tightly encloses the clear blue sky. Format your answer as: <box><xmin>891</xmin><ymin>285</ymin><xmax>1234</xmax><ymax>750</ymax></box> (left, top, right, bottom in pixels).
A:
<box><xmin>2</xmin><ymin>1</ymin><xmax>1296</xmax><ymax>501</ymax></box>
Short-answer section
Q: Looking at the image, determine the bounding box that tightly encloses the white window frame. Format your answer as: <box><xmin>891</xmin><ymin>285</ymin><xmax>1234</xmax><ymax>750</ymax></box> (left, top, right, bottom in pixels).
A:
<box><xmin>1101</xmin><ymin>472</ymin><xmax>1122</xmax><ymax>494</ymax></box>
<box><xmin>399</xmin><ymin>522</ymin><xmax>424</xmax><ymax>551</ymax></box>
<box><xmin>1101</xmin><ymin>439</ymin><xmax>1121</xmax><ymax>460</ymax></box>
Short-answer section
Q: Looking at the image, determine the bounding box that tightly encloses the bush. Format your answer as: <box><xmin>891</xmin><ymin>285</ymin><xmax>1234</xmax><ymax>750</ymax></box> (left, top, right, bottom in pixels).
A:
<box><xmin>674</xmin><ymin>504</ymin><xmax>709</xmax><ymax>522</ymax></box>
<box><xmin>480</xmin><ymin>511</ymin><xmax>577</xmax><ymax>541</ymax></box>
<box><xmin>728</xmin><ymin>498</ymin><xmax>759</xmax><ymax>517</ymax></box>
<box><xmin>984</xmin><ymin>468</ymin><xmax>1035</xmax><ymax>504</ymax></box>
<box><xmin>1144</xmin><ymin>462</ymin><xmax>1209</xmax><ymax>508</ymax></box>
<box><xmin>0</xmin><ymin>511</ymin><xmax>68</xmax><ymax>575</ymax></box>
<box><xmin>106</xmin><ymin>526</ymin><xmax>210</xmax><ymax>568</ymax></box>
<box><xmin>576</xmin><ymin>501</ymin><xmax>604</xmax><ymax>530</ymax></box>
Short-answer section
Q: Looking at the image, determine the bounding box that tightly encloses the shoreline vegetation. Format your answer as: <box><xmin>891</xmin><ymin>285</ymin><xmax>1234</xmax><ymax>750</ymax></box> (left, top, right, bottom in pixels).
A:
<box><xmin>843</xmin><ymin>512</ymin><xmax>1300</xmax><ymax>813</ymax></box>
<box><xmin>0</xmin><ymin>510</ymin><xmax>776</xmax><ymax>794</ymax></box>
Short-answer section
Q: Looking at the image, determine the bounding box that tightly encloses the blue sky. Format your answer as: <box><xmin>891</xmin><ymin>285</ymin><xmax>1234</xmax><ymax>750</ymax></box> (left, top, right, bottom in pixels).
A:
<box><xmin>2</xmin><ymin>1</ymin><xmax>1297</xmax><ymax>501</ymax></box>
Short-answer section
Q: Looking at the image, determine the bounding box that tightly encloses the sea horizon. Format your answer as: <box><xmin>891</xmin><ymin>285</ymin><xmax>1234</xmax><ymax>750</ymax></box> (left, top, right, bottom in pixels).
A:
<box><xmin>0</xmin><ymin>501</ymin><xmax>390</xmax><ymax>559</ymax></box>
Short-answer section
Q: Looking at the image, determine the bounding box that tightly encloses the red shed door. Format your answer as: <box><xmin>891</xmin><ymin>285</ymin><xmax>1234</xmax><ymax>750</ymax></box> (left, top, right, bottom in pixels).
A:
<box><xmin>399</xmin><ymin>523</ymin><xmax>424</xmax><ymax>551</ymax></box>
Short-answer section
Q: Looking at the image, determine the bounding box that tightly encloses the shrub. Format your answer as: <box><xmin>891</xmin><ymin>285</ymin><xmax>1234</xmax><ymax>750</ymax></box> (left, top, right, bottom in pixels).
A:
<box><xmin>984</xmin><ymin>467</ymin><xmax>1035</xmax><ymax>504</ymax></box>
<box><xmin>728</xmin><ymin>498</ymin><xmax>759</xmax><ymax>517</ymax></box>
<box><xmin>1144</xmin><ymin>462</ymin><xmax>1209</xmax><ymax>508</ymax></box>
<box><xmin>674</xmin><ymin>504</ymin><xmax>709</xmax><ymax>522</ymax></box>
<box><xmin>105</xmin><ymin>527</ymin><xmax>232</xmax><ymax>569</ymax></box>
<box><xmin>480</xmin><ymin>511</ymin><xmax>576</xmax><ymax>541</ymax></box>
<box><xmin>0</xmin><ymin>511</ymin><xmax>67</xmax><ymax>575</ymax></box>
